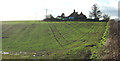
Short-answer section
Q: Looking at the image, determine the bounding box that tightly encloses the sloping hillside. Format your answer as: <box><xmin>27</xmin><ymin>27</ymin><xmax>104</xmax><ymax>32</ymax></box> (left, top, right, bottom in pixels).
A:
<box><xmin>2</xmin><ymin>21</ymin><xmax>106</xmax><ymax>59</ymax></box>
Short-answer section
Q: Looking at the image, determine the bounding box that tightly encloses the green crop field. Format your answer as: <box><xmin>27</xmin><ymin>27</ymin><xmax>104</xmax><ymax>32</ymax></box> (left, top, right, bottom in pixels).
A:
<box><xmin>2</xmin><ymin>21</ymin><xmax>108</xmax><ymax>59</ymax></box>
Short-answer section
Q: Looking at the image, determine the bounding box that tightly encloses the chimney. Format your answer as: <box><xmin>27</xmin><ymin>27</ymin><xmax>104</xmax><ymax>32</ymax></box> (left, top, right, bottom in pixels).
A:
<box><xmin>74</xmin><ymin>9</ymin><xmax>75</xmax><ymax>13</ymax></box>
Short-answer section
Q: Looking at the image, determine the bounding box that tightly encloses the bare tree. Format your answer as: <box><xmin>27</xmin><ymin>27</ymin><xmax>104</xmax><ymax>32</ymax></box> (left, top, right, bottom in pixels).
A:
<box><xmin>61</xmin><ymin>13</ymin><xmax>65</xmax><ymax>18</ymax></box>
<box><xmin>89</xmin><ymin>4</ymin><xmax>102</xmax><ymax>20</ymax></box>
<box><xmin>103</xmin><ymin>14</ymin><xmax>110</xmax><ymax>22</ymax></box>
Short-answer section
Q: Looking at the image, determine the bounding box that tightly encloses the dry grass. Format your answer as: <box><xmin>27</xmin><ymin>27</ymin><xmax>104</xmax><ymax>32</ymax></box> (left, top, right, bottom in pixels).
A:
<box><xmin>102</xmin><ymin>20</ymin><xmax>120</xmax><ymax>59</ymax></box>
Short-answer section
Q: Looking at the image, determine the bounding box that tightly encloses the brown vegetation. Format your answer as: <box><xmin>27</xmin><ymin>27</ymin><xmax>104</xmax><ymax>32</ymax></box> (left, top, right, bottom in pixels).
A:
<box><xmin>103</xmin><ymin>20</ymin><xmax>120</xmax><ymax>59</ymax></box>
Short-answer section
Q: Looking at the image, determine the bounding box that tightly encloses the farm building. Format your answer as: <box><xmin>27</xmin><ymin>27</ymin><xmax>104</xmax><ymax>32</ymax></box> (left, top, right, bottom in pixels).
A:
<box><xmin>44</xmin><ymin>9</ymin><xmax>88</xmax><ymax>21</ymax></box>
<box><xmin>68</xmin><ymin>9</ymin><xmax>87</xmax><ymax>21</ymax></box>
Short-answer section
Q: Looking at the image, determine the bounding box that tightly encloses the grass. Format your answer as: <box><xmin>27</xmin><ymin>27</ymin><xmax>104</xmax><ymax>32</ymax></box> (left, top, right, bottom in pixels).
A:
<box><xmin>2</xmin><ymin>21</ymin><xmax>107</xmax><ymax>59</ymax></box>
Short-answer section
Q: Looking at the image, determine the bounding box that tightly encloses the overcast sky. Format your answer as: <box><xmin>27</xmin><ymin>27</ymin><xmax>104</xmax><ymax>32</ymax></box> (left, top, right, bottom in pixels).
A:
<box><xmin>0</xmin><ymin>0</ymin><xmax>119</xmax><ymax>21</ymax></box>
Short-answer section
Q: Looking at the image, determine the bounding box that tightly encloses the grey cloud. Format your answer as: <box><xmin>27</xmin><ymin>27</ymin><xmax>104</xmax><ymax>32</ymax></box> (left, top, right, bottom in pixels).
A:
<box><xmin>101</xmin><ymin>6</ymin><xmax>118</xmax><ymax>17</ymax></box>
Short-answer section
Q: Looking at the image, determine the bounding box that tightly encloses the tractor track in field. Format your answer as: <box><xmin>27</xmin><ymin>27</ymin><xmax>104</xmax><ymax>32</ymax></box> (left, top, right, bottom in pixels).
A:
<box><xmin>62</xmin><ymin>22</ymin><xmax>93</xmax><ymax>36</ymax></box>
<box><xmin>2</xmin><ymin>24</ymin><xmax>30</xmax><ymax>39</ymax></box>
<box><xmin>51</xmin><ymin>22</ymin><xmax>81</xmax><ymax>45</ymax></box>
<box><xmin>61</xmin><ymin>22</ymin><xmax>99</xmax><ymax>47</ymax></box>
<box><xmin>65</xmin><ymin>22</ymin><xmax>93</xmax><ymax>31</ymax></box>
<box><xmin>27</xmin><ymin>24</ymin><xmax>36</xmax><ymax>33</ymax></box>
<box><xmin>54</xmin><ymin>22</ymin><xmax>94</xmax><ymax>45</ymax></box>
<box><xmin>52</xmin><ymin>23</ymin><xmax>69</xmax><ymax>43</ymax></box>
<box><xmin>21</xmin><ymin>25</ymin><xmax>29</xmax><ymax>31</ymax></box>
<box><xmin>2</xmin><ymin>24</ymin><xmax>36</xmax><ymax>43</ymax></box>
<box><xmin>65</xmin><ymin>22</ymin><xmax>105</xmax><ymax>51</ymax></box>
<box><xmin>4</xmin><ymin>24</ymin><xmax>18</xmax><ymax>32</ymax></box>
<box><xmin>48</xmin><ymin>23</ymin><xmax>64</xmax><ymax>48</ymax></box>
<box><xmin>69</xmin><ymin>23</ymin><xmax>98</xmax><ymax>48</ymax></box>
<box><xmin>54</xmin><ymin>22</ymin><xmax>101</xmax><ymax>46</ymax></box>
<box><xmin>59</xmin><ymin>22</ymin><xmax>85</xmax><ymax>42</ymax></box>
<box><xmin>3</xmin><ymin>24</ymin><xmax>18</xmax><ymax>36</ymax></box>
<box><xmin>64</xmin><ymin>22</ymin><xmax>94</xmax><ymax>38</ymax></box>
<box><xmin>48</xmin><ymin>22</ymin><xmax>81</xmax><ymax>46</ymax></box>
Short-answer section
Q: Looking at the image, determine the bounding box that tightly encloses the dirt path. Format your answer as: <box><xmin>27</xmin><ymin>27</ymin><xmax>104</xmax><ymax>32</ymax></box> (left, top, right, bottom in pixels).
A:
<box><xmin>103</xmin><ymin>20</ymin><xmax>120</xmax><ymax>59</ymax></box>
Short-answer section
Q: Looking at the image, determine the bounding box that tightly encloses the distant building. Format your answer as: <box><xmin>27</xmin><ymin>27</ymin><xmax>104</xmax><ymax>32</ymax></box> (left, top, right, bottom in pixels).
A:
<box><xmin>68</xmin><ymin>9</ymin><xmax>79</xmax><ymax>20</ymax></box>
<box><xmin>56</xmin><ymin>16</ymin><xmax>62</xmax><ymax>19</ymax></box>
<box><xmin>79</xmin><ymin>12</ymin><xmax>87</xmax><ymax>21</ymax></box>
<box><xmin>44</xmin><ymin>9</ymin><xmax>89</xmax><ymax>21</ymax></box>
<box><xmin>67</xmin><ymin>9</ymin><xmax>87</xmax><ymax>21</ymax></box>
